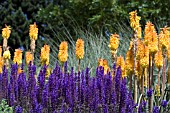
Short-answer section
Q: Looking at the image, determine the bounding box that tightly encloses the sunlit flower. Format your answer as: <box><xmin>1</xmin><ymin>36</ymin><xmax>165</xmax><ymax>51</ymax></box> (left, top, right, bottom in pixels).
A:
<box><xmin>116</xmin><ymin>56</ymin><xmax>125</xmax><ymax>71</ymax></box>
<box><xmin>26</xmin><ymin>52</ymin><xmax>33</xmax><ymax>65</ymax></box>
<box><xmin>137</xmin><ymin>41</ymin><xmax>149</xmax><ymax>68</ymax></box>
<box><xmin>40</xmin><ymin>44</ymin><xmax>50</xmax><ymax>66</ymax></box>
<box><xmin>117</xmin><ymin>56</ymin><xmax>126</xmax><ymax>77</ymax></box>
<box><xmin>18</xmin><ymin>68</ymin><xmax>23</xmax><ymax>75</ymax></box>
<box><xmin>155</xmin><ymin>85</ymin><xmax>160</xmax><ymax>97</ymax></box>
<box><xmin>137</xmin><ymin>26</ymin><xmax>142</xmax><ymax>38</ymax></box>
<box><xmin>108</xmin><ymin>33</ymin><xmax>119</xmax><ymax>52</ymax></box>
<box><xmin>46</xmin><ymin>68</ymin><xmax>52</xmax><ymax>78</ymax></box>
<box><xmin>0</xmin><ymin>46</ymin><xmax>2</xmax><ymax>57</ymax></box>
<box><xmin>29</xmin><ymin>22</ymin><xmax>38</xmax><ymax>40</ymax></box>
<box><xmin>0</xmin><ymin>57</ymin><xmax>4</xmax><ymax>73</ymax></box>
<box><xmin>129</xmin><ymin>10</ymin><xmax>141</xmax><ymax>31</ymax></box>
<box><xmin>98</xmin><ymin>58</ymin><xmax>103</xmax><ymax>67</ymax></box>
<box><xmin>75</xmin><ymin>38</ymin><xmax>84</xmax><ymax>59</ymax></box>
<box><xmin>98</xmin><ymin>58</ymin><xmax>110</xmax><ymax>75</ymax></box>
<box><xmin>58</xmin><ymin>41</ymin><xmax>68</xmax><ymax>63</ymax></box>
<box><xmin>125</xmin><ymin>49</ymin><xmax>134</xmax><ymax>75</ymax></box>
<box><xmin>159</xmin><ymin>26</ymin><xmax>170</xmax><ymax>50</ymax></box>
<box><xmin>2</xmin><ymin>25</ymin><xmax>11</xmax><ymax>39</ymax></box>
<box><xmin>3</xmin><ymin>50</ymin><xmax>11</xmax><ymax>59</ymax></box>
<box><xmin>154</xmin><ymin>50</ymin><xmax>163</xmax><ymax>69</ymax></box>
<box><xmin>103</xmin><ymin>59</ymin><xmax>110</xmax><ymax>75</ymax></box>
<box><xmin>168</xmin><ymin>66</ymin><xmax>170</xmax><ymax>84</ymax></box>
<box><xmin>13</xmin><ymin>49</ymin><xmax>23</xmax><ymax>65</ymax></box>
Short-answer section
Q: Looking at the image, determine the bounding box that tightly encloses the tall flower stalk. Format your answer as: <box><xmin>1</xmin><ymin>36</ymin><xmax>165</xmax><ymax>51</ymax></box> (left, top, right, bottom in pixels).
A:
<box><xmin>2</xmin><ymin>24</ymin><xmax>11</xmax><ymax>52</ymax></box>
<box><xmin>29</xmin><ymin>22</ymin><xmax>38</xmax><ymax>64</ymax></box>
<box><xmin>75</xmin><ymin>38</ymin><xmax>84</xmax><ymax>72</ymax></box>
<box><xmin>40</xmin><ymin>44</ymin><xmax>50</xmax><ymax>66</ymax></box>
<box><xmin>129</xmin><ymin>10</ymin><xmax>141</xmax><ymax>104</ymax></box>
<box><xmin>108</xmin><ymin>33</ymin><xmax>119</xmax><ymax>64</ymax></box>
<box><xmin>58</xmin><ymin>41</ymin><xmax>68</xmax><ymax>72</ymax></box>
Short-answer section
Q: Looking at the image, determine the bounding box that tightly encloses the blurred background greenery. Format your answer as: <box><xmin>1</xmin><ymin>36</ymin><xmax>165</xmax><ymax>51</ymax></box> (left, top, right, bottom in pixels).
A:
<box><xmin>0</xmin><ymin>0</ymin><xmax>169</xmax><ymax>69</ymax></box>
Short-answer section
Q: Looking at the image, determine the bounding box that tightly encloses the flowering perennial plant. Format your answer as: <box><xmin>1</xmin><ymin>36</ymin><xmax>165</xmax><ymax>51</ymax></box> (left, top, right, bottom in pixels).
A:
<box><xmin>0</xmin><ymin>63</ymin><xmax>136</xmax><ymax>113</ymax></box>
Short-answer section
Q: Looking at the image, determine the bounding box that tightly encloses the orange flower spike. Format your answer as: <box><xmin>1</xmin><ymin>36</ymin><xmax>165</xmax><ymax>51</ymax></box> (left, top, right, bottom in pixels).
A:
<box><xmin>75</xmin><ymin>39</ymin><xmax>84</xmax><ymax>60</ymax></box>
<box><xmin>116</xmin><ymin>56</ymin><xmax>125</xmax><ymax>71</ymax></box>
<box><xmin>154</xmin><ymin>50</ymin><xmax>163</xmax><ymax>69</ymax></box>
<box><xmin>98</xmin><ymin>58</ymin><xmax>103</xmax><ymax>67</ymax></box>
<box><xmin>137</xmin><ymin>26</ymin><xmax>142</xmax><ymax>39</ymax></box>
<box><xmin>0</xmin><ymin>57</ymin><xmax>4</xmax><ymax>73</ymax></box>
<box><xmin>29</xmin><ymin>22</ymin><xmax>38</xmax><ymax>40</ymax></box>
<box><xmin>159</xmin><ymin>26</ymin><xmax>170</xmax><ymax>50</ymax></box>
<box><xmin>13</xmin><ymin>49</ymin><xmax>23</xmax><ymax>65</ymax></box>
<box><xmin>125</xmin><ymin>49</ymin><xmax>134</xmax><ymax>75</ymax></box>
<box><xmin>0</xmin><ymin>46</ymin><xmax>2</xmax><ymax>57</ymax></box>
<box><xmin>18</xmin><ymin>68</ymin><xmax>23</xmax><ymax>75</ymax></box>
<box><xmin>26</xmin><ymin>52</ymin><xmax>33</xmax><ymax>65</ymax></box>
<box><xmin>3</xmin><ymin>50</ymin><xmax>11</xmax><ymax>59</ymax></box>
<box><xmin>103</xmin><ymin>59</ymin><xmax>110</xmax><ymax>75</ymax></box>
<box><xmin>144</xmin><ymin>21</ymin><xmax>157</xmax><ymax>45</ymax></box>
<box><xmin>2</xmin><ymin>25</ymin><xmax>11</xmax><ymax>39</ymax></box>
<box><xmin>167</xmin><ymin>42</ymin><xmax>170</xmax><ymax>62</ymax></box>
<box><xmin>40</xmin><ymin>44</ymin><xmax>50</xmax><ymax>66</ymax></box>
<box><xmin>129</xmin><ymin>10</ymin><xmax>141</xmax><ymax>31</ymax></box>
<box><xmin>108</xmin><ymin>33</ymin><xmax>119</xmax><ymax>52</ymax></box>
<box><xmin>58</xmin><ymin>41</ymin><xmax>68</xmax><ymax>63</ymax></box>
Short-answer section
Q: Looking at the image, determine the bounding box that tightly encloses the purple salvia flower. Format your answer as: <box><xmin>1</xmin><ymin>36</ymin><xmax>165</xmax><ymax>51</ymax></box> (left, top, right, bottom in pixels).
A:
<box><xmin>119</xmin><ymin>78</ymin><xmax>127</xmax><ymax>112</ymax></box>
<box><xmin>147</xmin><ymin>89</ymin><xmax>153</xmax><ymax>98</ymax></box>
<box><xmin>161</xmin><ymin>100</ymin><xmax>168</xmax><ymax>108</ymax></box>
<box><xmin>36</xmin><ymin>104</ymin><xmax>43</xmax><ymax>113</ymax></box>
<box><xmin>153</xmin><ymin>106</ymin><xmax>159</xmax><ymax>113</ymax></box>
<box><xmin>103</xmin><ymin>104</ymin><xmax>109</xmax><ymax>113</ymax></box>
<box><xmin>10</xmin><ymin>64</ymin><xmax>18</xmax><ymax>81</ymax></box>
<box><xmin>2</xmin><ymin>65</ymin><xmax>8</xmax><ymax>99</ymax></box>
<box><xmin>37</xmin><ymin>65</ymin><xmax>47</xmax><ymax>103</ymax></box>
<box><xmin>138</xmin><ymin>101</ymin><xmax>147</xmax><ymax>113</ymax></box>
<box><xmin>27</xmin><ymin>64</ymin><xmax>36</xmax><ymax>97</ymax></box>
<box><xmin>64</xmin><ymin>61</ymin><xmax>68</xmax><ymax>73</ymax></box>
<box><xmin>125</xmin><ymin>91</ymin><xmax>135</xmax><ymax>113</ymax></box>
<box><xmin>85</xmin><ymin>67</ymin><xmax>90</xmax><ymax>86</ymax></box>
<box><xmin>115</xmin><ymin>66</ymin><xmax>121</xmax><ymax>106</ymax></box>
<box><xmin>42</xmin><ymin>84</ymin><xmax>49</xmax><ymax>108</ymax></box>
<box><xmin>15</xmin><ymin>105</ymin><xmax>23</xmax><ymax>113</ymax></box>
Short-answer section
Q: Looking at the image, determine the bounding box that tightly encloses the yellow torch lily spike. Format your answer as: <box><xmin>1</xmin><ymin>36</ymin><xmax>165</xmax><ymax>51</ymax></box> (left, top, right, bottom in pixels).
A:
<box><xmin>29</xmin><ymin>22</ymin><xmax>38</xmax><ymax>40</ymax></box>
<box><xmin>103</xmin><ymin>59</ymin><xmax>110</xmax><ymax>75</ymax></box>
<box><xmin>3</xmin><ymin>49</ymin><xmax>11</xmax><ymax>68</ymax></box>
<box><xmin>154</xmin><ymin>50</ymin><xmax>163</xmax><ymax>69</ymax></box>
<box><xmin>0</xmin><ymin>46</ymin><xmax>2</xmax><ymax>57</ymax></box>
<box><xmin>26</xmin><ymin>51</ymin><xmax>33</xmax><ymax>65</ymax></box>
<box><xmin>116</xmin><ymin>56</ymin><xmax>126</xmax><ymax>78</ymax></box>
<box><xmin>129</xmin><ymin>10</ymin><xmax>141</xmax><ymax>31</ymax></box>
<box><xmin>159</xmin><ymin>26</ymin><xmax>170</xmax><ymax>50</ymax></box>
<box><xmin>58</xmin><ymin>41</ymin><xmax>68</xmax><ymax>63</ymax></box>
<box><xmin>76</xmin><ymin>39</ymin><xmax>84</xmax><ymax>60</ymax></box>
<box><xmin>3</xmin><ymin>50</ymin><xmax>11</xmax><ymax>60</ymax></box>
<box><xmin>2</xmin><ymin>25</ymin><xmax>11</xmax><ymax>51</ymax></box>
<box><xmin>0</xmin><ymin>57</ymin><xmax>4</xmax><ymax>73</ymax></box>
<box><xmin>2</xmin><ymin>24</ymin><xmax>11</xmax><ymax>39</ymax></box>
<box><xmin>108</xmin><ymin>33</ymin><xmax>119</xmax><ymax>63</ymax></box>
<box><xmin>29</xmin><ymin>22</ymin><xmax>38</xmax><ymax>63</ymax></box>
<box><xmin>13</xmin><ymin>49</ymin><xmax>23</xmax><ymax>65</ymax></box>
<box><xmin>75</xmin><ymin>38</ymin><xmax>84</xmax><ymax>72</ymax></box>
<box><xmin>40</xmin><ymin>44</ymin><xmax>50</xmax><ymax>66</ymax></box>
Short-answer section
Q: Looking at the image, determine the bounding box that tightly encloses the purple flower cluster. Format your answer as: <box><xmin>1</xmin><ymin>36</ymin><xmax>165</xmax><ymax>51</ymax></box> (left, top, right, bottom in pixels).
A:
<box><xmin>0</xmin><ymin>63</ymin><xmax>135</xmax><ymax>113</ymax></box>
<box><xmin>147</xmin><ymin>89</ymin><xmax>153</xmax><ymax>98</ymax></box>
